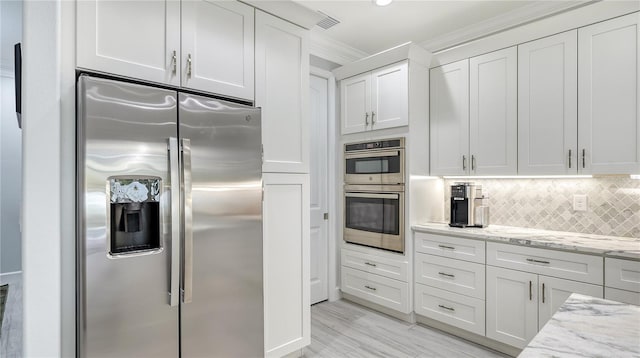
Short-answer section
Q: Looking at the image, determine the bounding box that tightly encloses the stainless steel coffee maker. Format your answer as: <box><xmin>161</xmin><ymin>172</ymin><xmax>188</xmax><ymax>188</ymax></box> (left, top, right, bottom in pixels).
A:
<box><xmin>449</xmin><ymin>183</ymin><xmax>489</xmax><ymax>228</ymax></box>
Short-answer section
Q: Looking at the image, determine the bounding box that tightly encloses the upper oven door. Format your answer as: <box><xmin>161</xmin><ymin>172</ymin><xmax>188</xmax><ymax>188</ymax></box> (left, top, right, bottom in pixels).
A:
<box><xmin>344</xmin><ymin>149</ymin><xmax>404</xmax><ymax>185</ymax></box>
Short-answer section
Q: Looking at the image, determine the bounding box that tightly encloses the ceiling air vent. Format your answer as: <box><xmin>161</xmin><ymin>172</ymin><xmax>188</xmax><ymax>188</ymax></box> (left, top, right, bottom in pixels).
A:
<box><xmin>316</xmin><ymin>11</ymin><xmax>340</xmax><ymax>30</ymax></box>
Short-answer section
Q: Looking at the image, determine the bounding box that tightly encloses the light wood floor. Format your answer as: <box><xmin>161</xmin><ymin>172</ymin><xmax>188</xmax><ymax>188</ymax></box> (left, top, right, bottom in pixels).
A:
<box><xmin>303</xmin><ymin>299</ymin><xmax>508</xmax><ymax>358</ymax></box>
<box><xmin>0</xmin><ymin>272</ymin><xmax>22</xmax><ymax>358</ymax></box>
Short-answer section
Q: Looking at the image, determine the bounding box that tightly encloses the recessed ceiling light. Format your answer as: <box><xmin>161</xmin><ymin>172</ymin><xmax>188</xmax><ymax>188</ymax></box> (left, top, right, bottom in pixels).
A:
<box><xmin>373</xmin><ymin>0</ymin><xmax>393</xmax><ymax>6</ymax></box>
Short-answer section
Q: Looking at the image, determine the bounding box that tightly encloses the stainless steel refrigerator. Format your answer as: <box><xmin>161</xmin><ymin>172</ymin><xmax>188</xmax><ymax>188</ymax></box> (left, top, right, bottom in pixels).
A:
<box><xmin>77</xmin><ymin>75</ymin><xmax>263</xmax><ymax>357</ymax></box>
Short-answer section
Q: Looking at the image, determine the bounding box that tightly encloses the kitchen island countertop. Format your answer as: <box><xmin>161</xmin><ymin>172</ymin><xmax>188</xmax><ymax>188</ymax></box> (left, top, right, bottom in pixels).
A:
<box><xmin>518</xmin><ymin>293</ymin><xmax>640</xmax><ymax>357</ymax></box>
<box><xmin>413</xmin><ymin>223</ymin><xmax>640</xmax><ymax>260</ymax></box>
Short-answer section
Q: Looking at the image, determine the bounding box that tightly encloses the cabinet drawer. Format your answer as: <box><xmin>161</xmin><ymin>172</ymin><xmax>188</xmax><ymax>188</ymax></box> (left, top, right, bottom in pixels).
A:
<box><xmin>414</xmin><ymin>284</ymin><xmax>485</xmax><ymax>336</ymax></box>
<box><xmin>605</xmin><ymin>287</ymin><xmax>640</xmax><ymax>305</ymax></box>
<box><xmin>487</xmin><ymin>242</ymin><xmax>603</xmax><ymax>285</ymax></box>
<box><xmin>605</xmin><ymin>258</ymin><xmax>640</xmax><ymax>292</ymax></box>
<box><xmin>341</xmin><ymin>249</ymin><xmax>409</xmax><ymax>282</ymax></box>
<box><xmin>341</xmin><ymin>267</ymin><xmax>409</xmax><ymax>313</ymax></box>
<box><xmin>415</xmin><ymin>232</ymin><xmax>486</xmax><ymax>264</ymax></box>
<box><xmin>415</xmin><ymin>253</ymin><xmax>485</xmax><ymax>299</ymax></box>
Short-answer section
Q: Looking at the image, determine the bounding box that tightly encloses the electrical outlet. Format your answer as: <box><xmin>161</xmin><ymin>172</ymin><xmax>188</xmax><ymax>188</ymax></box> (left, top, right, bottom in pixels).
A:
<box><xmin>573</xmin><ymin>194</ymin><xmax>588</xmax><ymax>212</ymax></box>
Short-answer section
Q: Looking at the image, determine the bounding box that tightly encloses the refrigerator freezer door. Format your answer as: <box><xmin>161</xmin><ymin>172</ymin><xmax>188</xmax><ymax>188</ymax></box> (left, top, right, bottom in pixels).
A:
<box><xmin>77</xmin><ymin>76</ymin><xmax>179</xmax><ymax>357</ymax></box>
<box><xmin>179</xmin><ymin>93</ymin><xmax>264</xmax><ymax>357</ymax></box>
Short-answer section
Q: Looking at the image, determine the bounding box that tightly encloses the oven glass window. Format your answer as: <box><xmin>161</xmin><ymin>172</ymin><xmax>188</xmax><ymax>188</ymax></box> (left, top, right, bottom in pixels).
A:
<box><xmin>346</xmin><ymin>155</ymin><xmax>400</xmax><ymax>175</ymax></box>
<box><xmin>345</xmin><ymin>196</ymin><xmax>399</xmax><ymax>235</ymax></box>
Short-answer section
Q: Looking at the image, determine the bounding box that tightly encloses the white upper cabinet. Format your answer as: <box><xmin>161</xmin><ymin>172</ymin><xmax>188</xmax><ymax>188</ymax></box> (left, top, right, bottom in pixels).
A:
<box><xmin>182</xmin><ymin>0</ymin><xmax>254</xmax><ymax>100</ymax></box>
<box><xmin>430</xmin><ymin>59</ymin><xmax>470</xmax><ymax>176</ymax></box>
<box><xmin>77</xmin><ymin>0</ymin><xmax>181</xmax><ymax>86</ymax></box>
<box><xmin>256</xmin><ymin>10</ymin><xmax>309</xmax><ymax>174</ymax></box>
<box><xmin>469</xmin><ymin>47</ymin><xmax>518</xmax><ymax>175</ymax></box>
<box><xmin>518</xmin><ymin>31</ymin><xmax>578</xmax><ymax>175</ymax></box>
<box><xmin>341</xmin><ymin>74</ymin><xmax>371</xmax><ymax>134</ymax></box>
<box><xmin>370</xmin><ymin>63</ymin><xmax>409</xmax><ymax>131</ymax></box>
<box><xmin>340</xmin><ymin>61</ymin><xmax>409</xmax><ymax>134</ymax></box>
<box><xmin>578</xmin><ymin>13</ymin><xmax>640</xmax><ymax>174</ymax></box>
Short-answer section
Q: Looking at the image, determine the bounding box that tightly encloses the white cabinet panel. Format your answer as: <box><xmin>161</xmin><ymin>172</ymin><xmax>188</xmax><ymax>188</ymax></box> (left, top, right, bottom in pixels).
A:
<box><xmin>256</xmin><ymin>11</ymin><xmax>309</xmax><ymax>173</ymax></box>
<box><xmin>341</xmin><ymin>74</ymin><xmax>371</xmax><ymax>134</ymax></box>
<box><xmin>605</xmin><ymin>287</ymin><xmax>640</xmax><ymax>305</ymax></box>
<box><xmin>486</xmin><ymin>266</ymin><xmax>538</xmax><ymax>349</ymax></box>
<box><xmin>414</xmin><ymin>284</ymin><xmax>485</xmax><ymax>336</ymax></box>
<box><xmin>77</xmin><ymin>0</ymin><xmax>180</xmax><ymax>85</ymax></box>
<box><xmin>181</xmin><ymin>0</ymin><xmax>254</xmax><ymax>99</ymax></box>
<box><xmin>605</xmin><ymin>258</ymin><xmax>640</xmax><ymax>292</ymax></box>
<box><xmin>429</xmin><ymin>59</ymin><xmax>470</xmax><ymax>176</ymax></box>
<box><xmin>414</xmin><ymin>232</ymin><xmax>485</xmax><ymax>264</ymax></box>
<box><xmin>415</xmin><ymin>253</ymin><xmax>485</xmax><ymax>299</ymax></box>
<box><xmin>263</xmin><ymin>174</ymin><xmax>310</xmax><ymax>357</ymax></box>
<box><xmin>518</xmin><ymin>31</ymin><xmax>578</xmax><ymax>175</ymax></box>
<box><xmin>578</xmin><ymin>13</ymin><xmax>640</xmax><ymax>174</ymax></box>
<box><xmin>341</xmin><ymin>267</ymin><xmax>410</xmax><ymax>313</ymax></box>
<box><xmin>538</xmin><ymin>276</ymin><xmax>603</xmax><ymax>330</ymax></box>
<box><xmin>469</xmin><ymin>47</ymin><xmax>518</xmax><ymax>175</ymax></box>
<box><xmin>370</xmin><ymin>62</ymin><xmax>409</xmax><ymax>131</ymax></box>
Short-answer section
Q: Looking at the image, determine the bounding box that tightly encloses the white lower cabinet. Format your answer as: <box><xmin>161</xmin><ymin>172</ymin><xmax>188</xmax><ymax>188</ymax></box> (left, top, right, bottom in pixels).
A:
<box><xmin>341</xmin><ymin>266</ymin><xmax>409</xmax><ymax>313</ymax></box>
<box><xmin>415</xmin><ymin>284</ymin><xmax>485</xmax><ymax>336</ymax></box>
<box><xmin>415</xmin><ymin>252</ymin><xmax>485</xmax><ymax>299</ymax></box>
<box><xmin>486</xmin><ymin>265</ymin><xmax>604</xmax><ymax>349</ymax></box>
<box><xmin>263</xmin><ymin>173</ymin><xmax>310</xmax><ymax>357</ymax></box>
<box><xmin>605</xmin><ymin>287</ymin><xmax>640</xmax><ymax>305</ymax></box>
<box><xmin>605</xmin><ymin>258</ymin><xmax>640</xmax><ymax>305</ymax></box>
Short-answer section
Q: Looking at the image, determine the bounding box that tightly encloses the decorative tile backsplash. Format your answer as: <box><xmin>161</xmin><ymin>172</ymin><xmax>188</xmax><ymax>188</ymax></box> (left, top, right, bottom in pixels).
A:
<box><xmin>443</xmin><ymin>177</ymin><xmax>640</xmax><ymax>238</ymax></box>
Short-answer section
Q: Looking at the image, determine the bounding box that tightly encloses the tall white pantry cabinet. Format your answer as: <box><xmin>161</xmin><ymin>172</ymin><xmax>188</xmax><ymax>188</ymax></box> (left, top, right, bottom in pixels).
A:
<box><xmin>76</xmin><ymin>2</ymin><xmax>311</xmax><ymax>357</ymax></box>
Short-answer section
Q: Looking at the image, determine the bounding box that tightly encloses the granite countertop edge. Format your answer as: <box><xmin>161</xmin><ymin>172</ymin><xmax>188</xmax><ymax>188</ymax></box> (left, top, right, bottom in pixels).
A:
<box><xmin>412</xmin><ymin>223</ymin><xmax>640</xmax><ymax>260</ymax></box>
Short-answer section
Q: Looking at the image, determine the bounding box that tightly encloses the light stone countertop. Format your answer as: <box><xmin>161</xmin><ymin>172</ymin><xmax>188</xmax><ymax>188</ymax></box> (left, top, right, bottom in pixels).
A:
<box><xmin>518</xmin><ymin>293</ymin><xmax>640</xmax><ymax>358</ymax></box>
<box><xmin>412</xmin><ymin>223</ymin><xmax>640</xmax><ymax>260</ymax></box>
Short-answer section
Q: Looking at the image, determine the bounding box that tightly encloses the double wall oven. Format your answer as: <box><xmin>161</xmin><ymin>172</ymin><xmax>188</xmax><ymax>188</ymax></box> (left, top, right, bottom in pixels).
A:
<box><xmin>344</xmin><ymin>138</ymin><xmax>405</xmax><ymax>253</ymax></box>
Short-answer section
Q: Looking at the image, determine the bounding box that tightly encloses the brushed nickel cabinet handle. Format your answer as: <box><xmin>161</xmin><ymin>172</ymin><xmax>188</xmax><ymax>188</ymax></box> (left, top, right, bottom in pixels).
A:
<box><xmin>364</xmin><ymin>262</ymin><xmax>377</xmax><ymax>267</ymax></box>
<box><xmin>438</xmin><ymin>272</ymin><xmax>455</xmax><ymax>278</ymax></box>
<box><xmin>187</xmin><ymin>54</ymin><xmax>192</xmax><ymax>78</ymax></box>
<box><xmin>582</xmin><ymin>149</ymin><xmax>586</xmax><ymax>168</ymax></box>
<box><xmin>171</xmin><ymin>50</ymin><xmax>177</xmax><ymax>74</ymax></box>
<box><xmin>371</xmin><ymin>111</ymin><xmax>376</xmax><ymax>124</ymax></box>
<box><xmin>568</xmin><ymin>149</ymin><xmax>572</xmax><ymax>168</ymax></box>
<box><xmin>542</xmin><ymin>283</ymin><xmax>546</xmax><ymax>303</ymax></box>
<box><xmin>527</xmin><ymin>258</ymin><xmax>550</xmax><ymax>265</ymax></box>
<box><xmin>438</xmin><ymin>244</ymin><xmax>455</xmax><ymax>250</ymax></box>
<box><xmin>364</xmin><ymin>285</ymin><xmax>377</xmax><ymax>291</ymax></box>
<box><xmin>529</xmin><ymin>281</ymin><xmax>533</xmax><ymax>301</ymax></box>
<box><xmin>471</xmin><ymin>155</ymin><xmax>476</xmax><ymax>171</ymax></box>
<box><xmin>462</xmin><ymin>155</ymin><xmax>467</xmax><ymax>171</ymax></box>
<box><xmin>438</xmin><ymin>304</ymin><xmax>455</xmax><ymax>311</ymax></box>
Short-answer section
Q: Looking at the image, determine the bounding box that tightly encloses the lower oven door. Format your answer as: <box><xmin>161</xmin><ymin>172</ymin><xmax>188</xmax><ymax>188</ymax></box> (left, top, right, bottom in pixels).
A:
<box><xmin>344</xmin><ymin>190</ymin><xmax>404</xmax><ymax>253</ymax></box>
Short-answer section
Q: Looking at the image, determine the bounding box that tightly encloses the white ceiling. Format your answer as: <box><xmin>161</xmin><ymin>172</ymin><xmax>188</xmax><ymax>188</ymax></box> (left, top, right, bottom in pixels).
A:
<box><xmin>295</xmin><ymin>0</ymin><xmax>586</xmax><ymax>54</ymax></box>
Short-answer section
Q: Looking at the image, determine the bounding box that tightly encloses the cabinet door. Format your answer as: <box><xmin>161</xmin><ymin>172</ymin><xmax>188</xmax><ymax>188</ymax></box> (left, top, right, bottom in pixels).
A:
<box><xmin>263</xmin><ymin>173</ymin><xmax>310</xmax><ymax>358</ymax></box>
<box><xmin>181</xmin><ymin>0</ymin><xmax>254</xmax><ymax>100</ymax></box>
<box><xmin>256</xmin><ymin>11</ymin><xmax>310</xmax><ymax>174</ymax></box>
<box><xmin>469</xmin><ymin>47</ymin><xmax>518</xmax><ymax>175</ymax></box>
<box><xmin>429</xmin><ymin>60</ymin><xmax>470</xmax><ymax>176</ymax></box>
<box><xmin>76</xmin><ymin>0</ymin><xmax>180</xmax><ymax>85</ymax></box>
<box><xmin>486</xmin><ymin>266</ymin><xmax>538</xmax><ymax>349</ymax></box>
<box><xmin>578</xmin><ymin>13</ymin><xmax>640</xmax><ymax>174</ymax></box>
<box><xmin>341</xmin><ymin>74</ymin><xmax>371</xmax><ymax>134</ymax></box>
<box><xmin>370</xmin><ymin>61</ymin><xmax>409</xmax><ymax>131</ymax></box>
<box><xmin>538</xmin><ymin>276</ymin><xmax>602</xmax><ymax>330</ymax></box>
<box><xmin>518</xmin><ymin>31</ymin><xmax>578</xmax><ymax>175</ymax></box>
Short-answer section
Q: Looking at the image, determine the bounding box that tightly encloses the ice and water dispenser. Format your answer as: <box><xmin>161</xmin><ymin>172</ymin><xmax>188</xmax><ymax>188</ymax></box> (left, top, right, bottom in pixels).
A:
<box><xmin>108</xmin><ymin>177</ymin><xmax>161</xmax><ymax>256</ymax></box>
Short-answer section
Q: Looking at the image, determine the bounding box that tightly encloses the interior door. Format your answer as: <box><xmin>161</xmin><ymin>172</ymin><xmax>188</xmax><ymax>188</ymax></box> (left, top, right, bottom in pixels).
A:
<box><xmin>310</xmin><ymin>74</ymin><xmax>329</xmax><ymax>304</ymax></box>
<box><xmin>178</xmin><ymin>93</ymin><xmax>263</xmax><ymax>357</ymax></box>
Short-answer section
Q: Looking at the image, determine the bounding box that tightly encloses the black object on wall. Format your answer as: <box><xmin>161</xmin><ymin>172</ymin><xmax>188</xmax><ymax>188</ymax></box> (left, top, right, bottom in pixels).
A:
<box><xmin>14</xmin><ymin>43</ymin><xmax>22</xmax><ymax>129</ymax></box>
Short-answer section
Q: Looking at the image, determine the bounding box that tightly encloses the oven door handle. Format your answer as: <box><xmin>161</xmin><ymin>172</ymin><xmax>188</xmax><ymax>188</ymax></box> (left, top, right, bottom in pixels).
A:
<box><xmin>345</xmin><ymin>150</ymin><xmax>400</xmax><ymax>160</ymax></box>
<box><xmin>345</xmin><ymin>192</ymin><xmax>399</xmax><ymax>199</ymax></box>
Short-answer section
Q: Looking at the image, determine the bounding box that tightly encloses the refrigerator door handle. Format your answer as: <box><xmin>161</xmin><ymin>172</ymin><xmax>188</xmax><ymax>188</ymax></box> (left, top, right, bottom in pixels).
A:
<box><xmin>169</xmin><ymin>137</ymin><xmax>181</xmax><ymax>307</ymax></box>
<box><xmin>182</xmin><ymin>138</ymin><xmax>194</xmax><ymax>304</ymax></box>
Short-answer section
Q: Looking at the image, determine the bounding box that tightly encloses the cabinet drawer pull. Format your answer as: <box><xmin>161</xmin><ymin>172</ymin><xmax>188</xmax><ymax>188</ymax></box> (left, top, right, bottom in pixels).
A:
<box><xmin>438</xmin><ymin>272</ymin><xmax>455</xmax><ymax>278</ymax></box>
<box><xmin>438</xmin><ymin>244</ymin><xmax>456</xmax><ymax>250</ymax></box>
<box><xmin>526</xmin><ymin>258</ymin><xmax>550</xmax><ymax>265</ymax></box>
<box><xmin>438</xmin><ymin>304</ymin><xmax>455</xmax><ymax>312</ymax></box>
<box><xmin>582</xmin><ymin>149</ymin><xmax>586</xmax><ymax>169</ymax></box>
<box><xmin>529</xmin><ymin>280</ymin><xmax>532</xmax><ymax>301</ymax></box>
<box><xmin>542</xmin><ymin>283</ymin><xmax>546</xmax><ymax>303</ymax></box>
<box><xmin>364</xmin><ymin>285</ymin><xmax>377</xmax><ymax>291</ymax></box>
<box><xmin>568</xmin><ymin>149</ymin><xmax>572</xmax><ymax>168</ymax></box>
<box><xmin>364</xmin><ymin>262</ymin><xmax>377</xmax><ymax>267</ymax></box>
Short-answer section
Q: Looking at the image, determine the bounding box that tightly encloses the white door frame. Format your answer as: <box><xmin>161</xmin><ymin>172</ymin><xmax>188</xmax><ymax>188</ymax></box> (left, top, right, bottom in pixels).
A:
<box><xmin>309</xmin><ymin>66</ymin><xmax>339</xmax><ymax>302</ymax></box>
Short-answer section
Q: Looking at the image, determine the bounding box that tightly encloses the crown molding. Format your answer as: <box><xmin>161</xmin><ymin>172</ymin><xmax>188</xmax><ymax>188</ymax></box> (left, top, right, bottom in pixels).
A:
<box><xmin>420</xmin><ymin>0</ymin><xmax>597</xmax><ymax>52</ymax></box>
<box><xmin>309</xmin><ymin>29</ymin><xmax>370</xmax><ymax>66</ymax></box>
<box><xmin>240</xmin><ymin>0</ymin><xmax>325</xmax><ymax>29</ymax></box>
